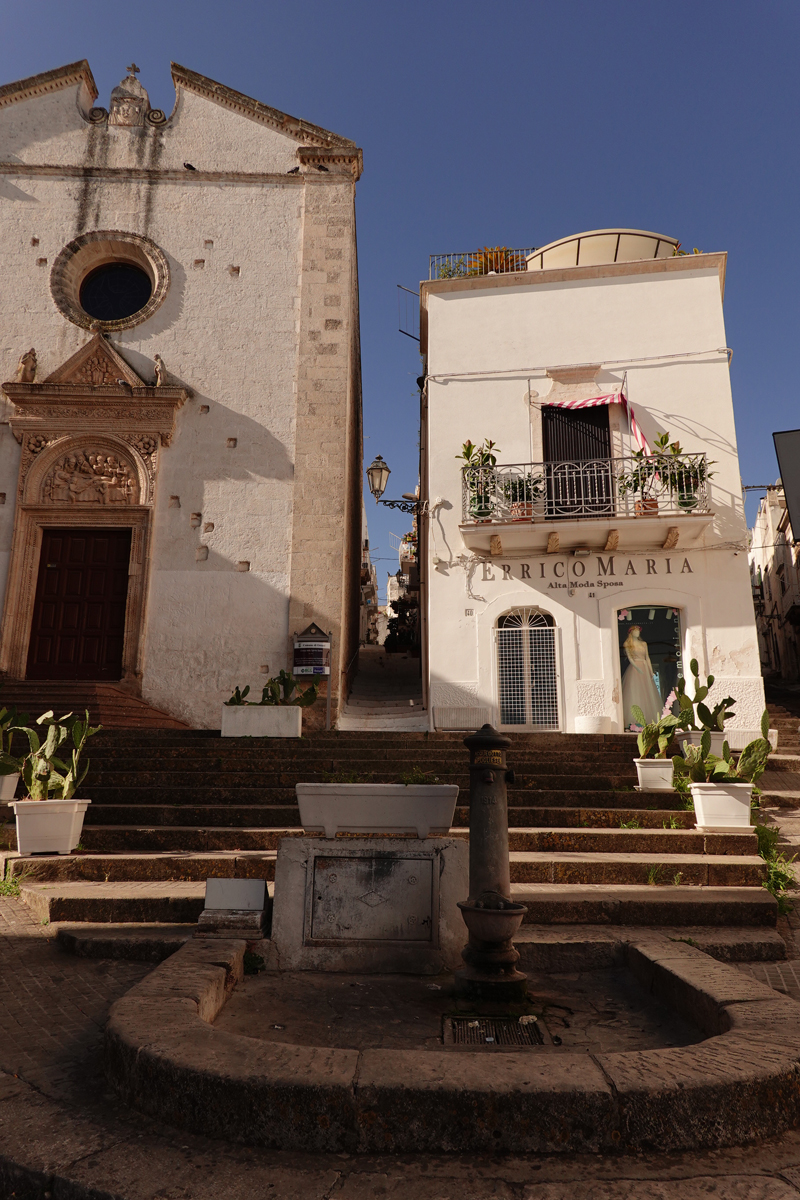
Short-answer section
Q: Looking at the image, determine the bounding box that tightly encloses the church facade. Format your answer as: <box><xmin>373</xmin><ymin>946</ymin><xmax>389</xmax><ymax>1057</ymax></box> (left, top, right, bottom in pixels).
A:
<box><xmin>0</xmin><ymin>60</ymin><xmax>363</xmax><ymax>727</ymax></box>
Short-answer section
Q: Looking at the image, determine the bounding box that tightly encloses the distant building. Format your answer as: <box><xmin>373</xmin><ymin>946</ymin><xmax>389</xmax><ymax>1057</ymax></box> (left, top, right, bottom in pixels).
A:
<box><xmin>419</xmin><ymin>229</ymin><xmax>764</xmax><ymax>737</ymax></box>
<box><xmin>0</xmin><ymin>60</ymin><xmax>363</xmax><ymax>727</ymax></box>
<box><xmin>749</xmin><ymin>485</ymin><xmax>800</xmax><ymax>681</ymax></box>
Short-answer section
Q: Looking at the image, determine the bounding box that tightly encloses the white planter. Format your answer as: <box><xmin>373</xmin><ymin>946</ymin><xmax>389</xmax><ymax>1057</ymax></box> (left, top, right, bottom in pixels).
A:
<box><xmin>296</xmin><ymin>783</ymin><xmax>459</xmax><ymax>839</ymax></box>
<box><xmin>575</xmin><ymin>715</ymin><xmax>610</xmax><ymax>734</ymax></box>
<box><xmin>634</xmin><ymin>759</ymin><xmax>675</xmax><ymax>791</ymax></box>
<box><xmin>689</xmin><ymin>782</ymin><xmax>753</xmax><ymax>832</ymax></box>
<box><xmin>684</xmin><ymin>731</ymin><xmax>727</xmax><ymax>756</ymax></box>
<box><xmin>0</xmin><ymin>773</ymin><xmax>19</xmax><ymax>802</ymax></box>
<box><xmin>221</xmin><ymin>705</ymin><xmax>302</xmax><ymax>738</ymax></box>
<box><xmin>13</xmin><ymin>799</ymin><xmax>90</xmax><ymax>855</ymax></box>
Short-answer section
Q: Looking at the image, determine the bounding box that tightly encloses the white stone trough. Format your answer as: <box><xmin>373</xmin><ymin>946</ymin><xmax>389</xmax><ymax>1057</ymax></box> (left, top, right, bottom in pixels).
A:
<box><xmin>295</xmin><ymin>783</ymin><xmax>459</xmax><ymax>839</ymax></box>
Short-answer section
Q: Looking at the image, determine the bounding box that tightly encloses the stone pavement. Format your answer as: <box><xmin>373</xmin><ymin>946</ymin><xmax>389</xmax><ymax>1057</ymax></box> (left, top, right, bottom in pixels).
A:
<box><xmin>7</xmin><ymin>893</ymin><xmax>800</xmax><ymax>1198</ymax></box>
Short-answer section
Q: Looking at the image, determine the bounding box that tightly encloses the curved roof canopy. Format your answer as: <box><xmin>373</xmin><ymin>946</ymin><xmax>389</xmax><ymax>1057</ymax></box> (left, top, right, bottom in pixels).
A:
<box><xmin>526</xmin><ymin>229</ymin><xmax>679</xmax><ymax>272</ymax></box>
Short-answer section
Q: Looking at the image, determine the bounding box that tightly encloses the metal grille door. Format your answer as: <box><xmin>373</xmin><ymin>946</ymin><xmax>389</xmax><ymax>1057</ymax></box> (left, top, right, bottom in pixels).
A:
<box><xmin>497</xmin><ymin>611</ymin><xmax>559</xmax><ymax>729</ymax></box>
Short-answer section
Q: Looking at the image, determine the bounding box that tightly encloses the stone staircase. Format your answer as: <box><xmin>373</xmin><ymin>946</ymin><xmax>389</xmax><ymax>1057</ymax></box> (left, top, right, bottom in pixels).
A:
<box><xmin>3</xmin><ymin>726</ymin><xmax>778</xmax><ymax>954</ymax></box>
<box><xmin>0</xmin><ymin>681</ymin><xmax>188</xmax><ymax>730</ymax></box>
<box><xmin>337</xmin><ymin>646</ymin><xmax>427</xmax><ymax>730</ymax></box>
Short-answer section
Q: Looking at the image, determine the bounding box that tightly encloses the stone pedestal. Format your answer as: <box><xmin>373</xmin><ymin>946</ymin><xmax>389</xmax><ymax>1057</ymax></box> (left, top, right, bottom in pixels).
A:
<box><xmin>268</xmin><ymin>836</ymin><xmax>468</xmax><ymax>973</ymax></box>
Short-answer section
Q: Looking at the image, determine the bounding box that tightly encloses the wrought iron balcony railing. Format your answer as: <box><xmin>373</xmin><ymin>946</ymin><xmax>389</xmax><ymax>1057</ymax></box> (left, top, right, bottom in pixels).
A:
<box><xmin>461</xmin><ymin>455</ymin><xmax>711</xmax><ymax>524</ymax></box>
<box><xmin>429</xmin><ymin>247</ymin><xmax>537</xmax><ymax>280</ymax></box>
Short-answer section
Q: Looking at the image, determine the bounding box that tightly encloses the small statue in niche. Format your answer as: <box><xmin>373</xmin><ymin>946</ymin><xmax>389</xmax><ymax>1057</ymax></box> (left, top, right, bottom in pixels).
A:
<box><xmin>15</xmin><ymin>349</ymin><xmax>36</xmax><ymax>383</ymax></box>
<box><xmin>154</xmin><ymin>354</ymin><xmax>167</xmax><ymax>387</ymax></box>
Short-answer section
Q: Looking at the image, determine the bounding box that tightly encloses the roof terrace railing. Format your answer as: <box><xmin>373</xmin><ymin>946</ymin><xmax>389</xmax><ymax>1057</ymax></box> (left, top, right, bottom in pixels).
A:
<box><xmin>429</xmin><ymin>247</ymin><xmax>537</xmax><ymax>280</ymax></box>
<box><xmin>461</xmin><ymin>455</ymin><xmax>712</xmax><ymax>523</ymax></box>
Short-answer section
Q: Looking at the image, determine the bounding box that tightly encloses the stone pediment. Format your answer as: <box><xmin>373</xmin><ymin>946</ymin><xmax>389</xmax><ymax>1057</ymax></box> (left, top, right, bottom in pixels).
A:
<box><xmin>2</xmin><ymin>335</ymin><xmax>187</xmax><ymax>448</ymax></box>
<box><xmin>44</xmin><ymin>334</ymin><xmax>145</xmax><ymax>388</ymax></box>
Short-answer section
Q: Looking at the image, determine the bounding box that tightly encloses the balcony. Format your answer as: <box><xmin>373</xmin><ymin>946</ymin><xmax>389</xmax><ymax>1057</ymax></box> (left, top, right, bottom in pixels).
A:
<box><xmin>429</xmin><ymin>247</ymin><xmax>537</xmax><ymax>280</ymax></box>
<box><xmin>458</xmin><ymin>455</ymin><xmax>714</xmax><ymax>555</ymax></box>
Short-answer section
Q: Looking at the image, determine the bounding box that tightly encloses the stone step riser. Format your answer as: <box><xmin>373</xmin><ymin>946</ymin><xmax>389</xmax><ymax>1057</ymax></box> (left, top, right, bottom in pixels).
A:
<box><xmin>81</xmin><ymin>751</ymin><xmax>641</xmax><ymax>768</ymax></box>
<box><xmin>61</xmin><ymin>804</ymin><xmax>696</xmax><ymax>829</ymax></box>
<box><xmin>82</xmin><ymin>773</ymin><xmax>640</xmax><ymax>791</ymax></box>
<box><xmin>513</xmin><ymin>886</ymin><xmax>777</xmax><ymax>927</ymax></box>
<box><xmin>13</xmin><ymin>851</ymin><xmax>763</xmax><ymax>888</ymax></box>
<box><xmin>22</xmin><ymin>888</ymin><xmax>205</xmax><ymax>925</ymax></box>
<box><xmin>69</xmin><ymin>827</ymin><xmax>750</xmax><ymax>855</ymax></box>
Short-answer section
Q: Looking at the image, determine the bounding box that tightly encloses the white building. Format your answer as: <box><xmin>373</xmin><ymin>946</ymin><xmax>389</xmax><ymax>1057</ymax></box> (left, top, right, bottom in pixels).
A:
<box><xmin>420</xmin><ymin>230</ymin><xmax>765</xmax><ymax>737</ymax></box>
<box><xmin>0</xmin><ymin>60</ymin><xmax>363</xmax><ymax>728</ymax></box>
<box><xmin>749</xmin><ymin>485</ymin><xmax>800</xmax><ymax>681</ymax></box>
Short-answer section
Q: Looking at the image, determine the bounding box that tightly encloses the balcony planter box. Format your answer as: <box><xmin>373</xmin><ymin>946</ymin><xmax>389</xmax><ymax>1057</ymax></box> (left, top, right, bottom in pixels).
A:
<box><xmin>634</xmin><ymin>759</ymin><xmax>675</xmax><ymax>790</ymax></box>
<box><xmin>221</xmin><ymin>706</ymin><xmax>302</xmax><ymax>738</ymax></box>
<box><xmin>0</xmin><ymin>773</ymin><xmax>19</xmax><ymax>802</ymax></box>
<box><xmin>13</xmin><ymin>799</ymin><xmax>90</xmax><ymax>855</ymax></box>
<box><xmin>296</xmin><ymin>783</ymin><xmax>459</xmax><ymax>839</ymax></box>
<box><xmin>683</xmin><ymin>731</ymin><xmax>727</xmax><ymax>756</ymax></box>
<box><xmin>689</xmin><ymin>782</ymin><xmax>753</xmax><ymax>832</ymax></box>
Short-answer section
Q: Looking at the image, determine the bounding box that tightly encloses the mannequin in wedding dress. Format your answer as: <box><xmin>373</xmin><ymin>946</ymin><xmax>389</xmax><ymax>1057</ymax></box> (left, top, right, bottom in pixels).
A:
<box><xmin>621</xmin><ymin>625</ymin><xmax>663</xmax><ymax>726</ymax></box>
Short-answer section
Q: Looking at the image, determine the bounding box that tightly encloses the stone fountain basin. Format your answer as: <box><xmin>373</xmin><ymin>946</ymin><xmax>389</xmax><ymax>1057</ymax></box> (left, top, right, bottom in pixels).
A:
<box><xmin>105</xmin><ymin>933</ymin><xmax>800</xmax><ymax>1155</ymax></box>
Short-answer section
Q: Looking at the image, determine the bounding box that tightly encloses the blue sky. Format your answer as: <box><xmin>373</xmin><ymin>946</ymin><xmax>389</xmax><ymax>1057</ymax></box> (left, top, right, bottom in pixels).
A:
<box><xmin>3</xmin><ymin>1</ymin><xmax>798</xmax><ymax>600</ymax></box>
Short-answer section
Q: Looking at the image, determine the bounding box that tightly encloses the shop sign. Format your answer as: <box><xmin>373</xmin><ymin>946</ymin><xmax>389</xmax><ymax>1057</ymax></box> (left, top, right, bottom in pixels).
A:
<box><xmin>481</xmin><ymin>554</ymin><xmax>693</xmax><ymax>598</ymax></box>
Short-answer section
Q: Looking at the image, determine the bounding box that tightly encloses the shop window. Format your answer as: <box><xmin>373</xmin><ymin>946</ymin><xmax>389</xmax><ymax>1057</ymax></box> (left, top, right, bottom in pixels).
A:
<box><xmin>618</xmin><ymin>606</ymin><xmax>683</xmax><ymax>730</ymax></box>
<box><xmin>496</xmin><ymin>609</ymin><xmax>558</xmax><ymax>729</ymax></box>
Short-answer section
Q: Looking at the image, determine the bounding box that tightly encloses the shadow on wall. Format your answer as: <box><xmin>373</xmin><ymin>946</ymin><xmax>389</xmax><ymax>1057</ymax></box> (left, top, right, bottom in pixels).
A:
<box><xmin>141</xmin><ymin>565</ymin><xmax>291</xmax><ymax>729</ymax></box>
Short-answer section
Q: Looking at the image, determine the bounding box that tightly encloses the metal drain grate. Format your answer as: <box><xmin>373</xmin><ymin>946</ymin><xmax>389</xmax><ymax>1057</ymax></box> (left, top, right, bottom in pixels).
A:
<box><xmin>444</xmin><ymin>1017</ymin><xmax>545</xmax><ymax>1046</ymax></box>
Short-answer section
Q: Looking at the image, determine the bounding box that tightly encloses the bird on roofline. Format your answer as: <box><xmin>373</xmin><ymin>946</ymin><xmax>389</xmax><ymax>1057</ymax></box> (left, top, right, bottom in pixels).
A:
<box><xmin>287</xmin><ymin>166</ymin><xmax>300</xmax><ymax>174</ymax></box>
<box><xmin>183</xmin><ymin>162</ymin><xmax>196</xmax><ymax>171</ymax></box>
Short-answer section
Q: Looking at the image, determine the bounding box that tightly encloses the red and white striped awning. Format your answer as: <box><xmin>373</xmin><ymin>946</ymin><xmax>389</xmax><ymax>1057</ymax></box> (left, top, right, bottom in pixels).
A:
<box><xmin>542</xmin><ymin>392</ymin><xmax>650</xmax><ymax>454</ymax></box>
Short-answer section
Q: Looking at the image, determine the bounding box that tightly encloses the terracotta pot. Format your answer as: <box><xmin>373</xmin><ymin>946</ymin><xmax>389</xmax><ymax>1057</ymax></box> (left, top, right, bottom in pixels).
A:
<box><xmin>635</xmin><ymin>497</ymin><xmax>659</xmax><ymax>515</ymax></box>
<box><xmin>510</xmin><ymin>501</ymin><xmax>533</xmax><ymax>521</ymax></box>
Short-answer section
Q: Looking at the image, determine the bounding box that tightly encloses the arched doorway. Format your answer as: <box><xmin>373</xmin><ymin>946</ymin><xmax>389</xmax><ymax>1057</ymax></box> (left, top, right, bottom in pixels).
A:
<box><xmin>496</xmin><ymin>608</ymin><xmax>559</xmax><ymax>729</ymax></box>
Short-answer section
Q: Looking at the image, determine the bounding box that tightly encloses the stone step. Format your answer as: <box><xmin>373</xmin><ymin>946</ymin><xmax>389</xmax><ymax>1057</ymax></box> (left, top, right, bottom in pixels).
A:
<box><xmin>0</xmin><ymin>683</ymin><xmax>189</xmax><ymax>729</ymax></box>
<box><xmin>20</xmin><ymin>880</ymin><xmax>206</xmax><ymax>924</ymax></box>
<box><xmin>62</xmin><ymin>803</ymin><xmax>695</xmax><ymax>830</ymax></box>
<box><xmin>512</xmin><ymin>883</ymin><xmax>777</xmax><ymax>926</ymax></box>
<box><xmin>9</xmin><ymin>850</ymin><xmax>277</xmax><ymax>883</ymax></box>
<box><xmin>507</xmin><ymin>851</ymin><xmax>763</xmax><ymax>886</ymax></box>
<box><xmin>9</xmin><ymin>846</ymin><xmax>764</xmax><ymax>889</ymax></box>
<box><xmin>81</xmin><ymin>749</ymin><xmax>640</xmax><ymax>769</ymax></box>
<box><xmin>64</xmin><ymin>825</ymin><xmax>752</xmax><ymax>856</ymax></box>
<box><xmin>513</xmin><ymin>924</ymin><xmax>787</xmax><ymax>966</ymax></box>
<box><xmin>56</xmin><ymin>922</ymin><xmax>195</xmax><ymax>962</ymax></box>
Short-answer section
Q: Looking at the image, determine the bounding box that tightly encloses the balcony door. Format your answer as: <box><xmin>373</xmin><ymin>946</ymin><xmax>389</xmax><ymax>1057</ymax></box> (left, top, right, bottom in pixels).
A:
<box><xmin>542</xmin><ymin>405</ymin><xmax>613</xmax><ymax>518</ymax></box>
<box><xmin>26</xmin><ymin>528</ymin><xmax>131</xmax><ymax>680</ymax></box>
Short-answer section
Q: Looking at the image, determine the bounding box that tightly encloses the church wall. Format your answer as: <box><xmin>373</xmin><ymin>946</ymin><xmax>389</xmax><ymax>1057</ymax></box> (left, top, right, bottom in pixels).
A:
<box><xmin>0</xmin><ymin>67</ymin><xmax>362</xmax><ymax>728</ymax></box>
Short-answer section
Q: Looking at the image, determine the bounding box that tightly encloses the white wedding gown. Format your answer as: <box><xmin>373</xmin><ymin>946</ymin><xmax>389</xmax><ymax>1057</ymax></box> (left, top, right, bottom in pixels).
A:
<box><xmin>621</xmin><ymin>639</ymin><xmax>663</xmax><ymax>726</ymax></box>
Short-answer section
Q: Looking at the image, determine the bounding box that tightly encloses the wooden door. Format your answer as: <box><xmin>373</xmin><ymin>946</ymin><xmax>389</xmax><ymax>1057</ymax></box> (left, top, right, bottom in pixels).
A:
<box><xmin>26</xmin><ymin>529</ymin><xmax>132</xmax><ymax>680</ymax></box>
<box><xmin>542</xmin><ymin>406</ymin><xmax>613</xmax><ymax>518</ymax></box>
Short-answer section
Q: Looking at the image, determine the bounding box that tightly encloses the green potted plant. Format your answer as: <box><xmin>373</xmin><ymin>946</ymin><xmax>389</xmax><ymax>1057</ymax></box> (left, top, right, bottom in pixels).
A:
<box><xmin>502</xmin><ymin>472</ymin><xmax>544</xmax><ymax>520</ymax></box>
<box><xmin>0</xmin><ymin>701</ymin><xmax>30</xmax><ymax>802</ymax></box>
<box><xmin>675</xmin><ymin>660</ymin><xmax>735</xmax><ymax>754</ymax></box>
<box><xmin>630</xmin><ymin>705</ymin><xmax>682</xmax><ymax>790</ymax></box>
<box><xmin>11</xmin><ymin>710</ymin><xmax>102</xmax><ymax>855</ymax></box>
<box><xmin>222</xmin><ymin>670</ymin><xmax>319</xmax><ymax>738</ymax></box>
<box><xmin>619</xmin><ymin>431</ymin><xmax>714</xmax><ymax>514</ymax></box>
<box><xmin>457</xmin><ymin>439</ymin><xmax>499</xmax><ymax>521</ymax></box>
<box><xmin>672</xmin><ymin>712</ymin><xmax>772</xmax><ymax>831</ymax></box>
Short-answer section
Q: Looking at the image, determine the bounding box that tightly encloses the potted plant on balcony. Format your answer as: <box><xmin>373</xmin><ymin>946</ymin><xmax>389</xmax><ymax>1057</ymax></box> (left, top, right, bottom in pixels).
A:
<box><xmin>630</xmin><ymin>705</ymin><xmax>682</xmax><ymax>790</ymax></box>
<box><xmin>457</xmin><ymin>439</ymin><xmax>499</xmax><ymax>521</ymax></box>
<box><xmin>297</xmin><ymin>765</ymin><xmax>459</xmax><ymax>839</ymax></box>
<box><xmin>675</xmin><ymin>660</ymin><xmax>735</xmax><ymax>755</ymax></box>
<box><xmin>10</xmin><ymin>710</ymin><xmax>101</xmax><ymax>855</ymax></box>
<box><xmin>672</xmin><ymin>712</ymin><xmax>772</xmax><ymax>831</ymax></box>
<box><xmin>502</xmin><ymin>472</ymin><xmax>544</xmax><ymax>520</ymax></box>
<box><xmin>222</xmin><ymin>670</ymin><xmax>319</xmax><ymax>738</ymax></box>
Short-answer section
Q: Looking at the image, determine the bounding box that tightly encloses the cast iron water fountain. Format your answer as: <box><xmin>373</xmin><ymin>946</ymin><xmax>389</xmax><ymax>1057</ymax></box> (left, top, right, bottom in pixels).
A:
<box><xmin>455</xmin><ymin>723</ymin><xmax>528</xmax><ymax>1002</ymax></box>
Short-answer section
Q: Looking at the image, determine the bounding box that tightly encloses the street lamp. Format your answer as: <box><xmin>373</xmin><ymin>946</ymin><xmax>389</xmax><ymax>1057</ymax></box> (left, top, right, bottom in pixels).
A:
<box><xmin>366</xmin><ymin>455</ymin><xmax>418</xmax><ymax>513</ymax></box>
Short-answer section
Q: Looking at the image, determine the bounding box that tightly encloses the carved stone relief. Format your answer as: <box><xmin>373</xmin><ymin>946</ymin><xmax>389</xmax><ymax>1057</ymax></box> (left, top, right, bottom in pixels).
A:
<box><xmin>41</xmin><ymin>448</ymin><xmax>139</xmax><ymax>506</ymax></box>
<box><xmin>70</xmin><ymin>349</ymin><xmax>122</xmax><ymax>387</ymax></box>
